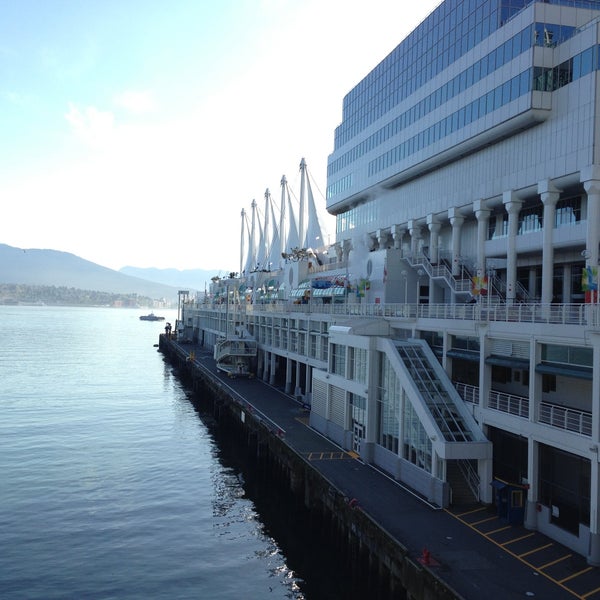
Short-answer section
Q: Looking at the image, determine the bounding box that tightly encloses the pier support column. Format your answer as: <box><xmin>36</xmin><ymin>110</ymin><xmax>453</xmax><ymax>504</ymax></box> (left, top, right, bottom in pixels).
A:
<box><xmin>294</xmin><ymin>359</ymin><xmax>302</xmax><ymax>398</ymax></box>
<box><xmin>269</xmin><ymin>352</ymin><xmax>277</xmax><ymax>386</ymax></box>
<box><xmin>285</xmin><ymin>356</ymin><xmax>293</xmax><ymax>394</ymax></box>
<box><xmin>262</xmin><ymin>350</ymin><xmax>270</xmax><ymax>382</ymax></box>
<box><xmin>525</xmin><ymin>440</ymin><xmax>540</xmax><ymax>531</ymax></box>
<box><xmin>304</xmin><ymin>364</ymin><xmax>312</xmax><ymax>405</ymax></box>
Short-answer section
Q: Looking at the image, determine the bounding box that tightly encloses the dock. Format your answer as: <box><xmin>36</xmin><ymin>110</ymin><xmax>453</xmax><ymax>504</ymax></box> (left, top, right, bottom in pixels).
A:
<box><xmin>159</xmin><ymin>334</ymin><xmax>600</xmax><ymax>600</ymax></box>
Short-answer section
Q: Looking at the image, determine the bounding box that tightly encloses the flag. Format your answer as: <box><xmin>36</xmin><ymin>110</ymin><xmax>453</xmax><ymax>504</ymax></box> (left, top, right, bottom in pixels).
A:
<box><xmin>582</xmin><ymin>266</ymin><xmax>598</xmax><ymax>291</ymax></box>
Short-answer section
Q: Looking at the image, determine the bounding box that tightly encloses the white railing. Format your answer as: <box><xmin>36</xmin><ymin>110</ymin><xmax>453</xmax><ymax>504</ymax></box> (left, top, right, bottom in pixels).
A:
<box><xmin>454</xmin><ymin>382</ymin><xmax>480</xmax><ymax>405</ymax></box>
<box><xmin>488</xmin><ymin>390</ymin><xmax>529</xmax><ymax>418</ymax></box>
<box><xmin>539</xmin><ymin>402</ymin><xmax>592</xmax><ymax>436</ymax></box>
<box><xmin>458</xmin><ymin>385</ymin><xmax>592</xmax><ymax>437</ymax></box>
<box><xmin>190</xmin><ymin>300</ymin><xmax>600</xmax><ymax>327</ymax></box>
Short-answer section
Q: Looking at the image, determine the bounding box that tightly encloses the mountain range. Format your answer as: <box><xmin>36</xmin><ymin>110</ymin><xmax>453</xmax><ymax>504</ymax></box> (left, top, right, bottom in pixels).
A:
<box><xmin>0</xmin><ymin>244</ymin><xmax>221</xmax><ymax>303</ymax></box>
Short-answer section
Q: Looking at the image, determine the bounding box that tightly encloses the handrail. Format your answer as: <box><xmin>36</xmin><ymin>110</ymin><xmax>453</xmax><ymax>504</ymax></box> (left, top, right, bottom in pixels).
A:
<box><xmin>189</xmin><ymin>299</ymin><xmax>600</xmax><ymax>327</ymax></box>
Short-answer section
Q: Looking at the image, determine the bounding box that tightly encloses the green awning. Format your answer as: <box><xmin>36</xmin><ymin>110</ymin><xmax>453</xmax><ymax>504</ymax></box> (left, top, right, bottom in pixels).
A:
<box><xmin>535</xmin><ymin>363</ymin><xmax>593</xmax><ymax>380</ymax></box>
<box><xmin>446</xmin><ymin>349</ymin><xmax>480</xmax><ymax>362</ymax></box>
<box><xmin>485</xmin><ymin>356</ymin><xmax>530</xmax><ymax>369</ymax></box>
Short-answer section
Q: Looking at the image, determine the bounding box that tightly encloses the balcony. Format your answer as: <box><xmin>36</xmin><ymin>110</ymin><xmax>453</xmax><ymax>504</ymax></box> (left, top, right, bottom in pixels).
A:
<box><xmin>539</xmin><ymin>402</ymin><xmax>592</xmax><ymax>437</ymax></box>
<box><xmin>455</xmin><ymin>383</ymin><xmax>592</xmax><ymax>437</ymax></box>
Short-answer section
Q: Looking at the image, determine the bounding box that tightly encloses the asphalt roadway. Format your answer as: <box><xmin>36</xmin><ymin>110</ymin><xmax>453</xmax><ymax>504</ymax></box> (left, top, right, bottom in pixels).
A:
<box><xmin>173</xmin><ymin>341</ymin><xmax>600</xmax><ymax>600</ymax></box>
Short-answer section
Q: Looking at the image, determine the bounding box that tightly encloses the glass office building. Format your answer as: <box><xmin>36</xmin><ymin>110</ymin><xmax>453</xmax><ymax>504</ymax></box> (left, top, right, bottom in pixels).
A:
<box><xmin>186</xmin><ymin>1</ymin><xmax>600</xmax><ymax>565</ymax></box>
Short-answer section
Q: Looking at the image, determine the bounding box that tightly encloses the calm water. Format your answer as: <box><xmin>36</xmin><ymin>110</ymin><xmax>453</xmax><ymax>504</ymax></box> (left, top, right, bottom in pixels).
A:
<box><xmin>0</xmin><ymin>306</ymin><xmax>311</xmax><ymax>600</ymax></box>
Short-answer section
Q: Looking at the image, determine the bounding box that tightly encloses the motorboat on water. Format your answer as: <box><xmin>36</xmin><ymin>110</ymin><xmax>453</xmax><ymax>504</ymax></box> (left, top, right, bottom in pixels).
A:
<box><xmin>139</xmin><ymin>312</ymin><xmax>165</xmax><ymax>321</ymax></box>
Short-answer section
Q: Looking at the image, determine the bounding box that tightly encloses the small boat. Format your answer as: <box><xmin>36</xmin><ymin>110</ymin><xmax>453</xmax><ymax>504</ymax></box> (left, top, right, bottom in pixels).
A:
<box><xmin>139</xmin><ymin>312</ymin><xmax>165</xmax><ymax>321</ymax></box>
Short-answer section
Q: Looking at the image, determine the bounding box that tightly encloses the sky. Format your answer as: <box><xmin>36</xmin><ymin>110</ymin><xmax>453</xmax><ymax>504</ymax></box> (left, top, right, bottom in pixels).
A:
<box><xmin>1</xmin><ymin>0</ymin><xmax>441</xmax><ymax>273</ymax></box>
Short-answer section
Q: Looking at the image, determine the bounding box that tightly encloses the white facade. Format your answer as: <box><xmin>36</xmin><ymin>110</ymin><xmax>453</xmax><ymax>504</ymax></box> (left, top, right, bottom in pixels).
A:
<box><xmin>185</xmin><ymin>1</ymin><xmax>600</xmax><ymax>565</ymax></box>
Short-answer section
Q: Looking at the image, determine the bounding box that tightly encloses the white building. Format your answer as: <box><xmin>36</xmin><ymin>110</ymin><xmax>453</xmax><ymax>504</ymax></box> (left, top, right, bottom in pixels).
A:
<box><xmin>184</xmin><ymin>1</ymin><xmax>600</xmax><ymax>564</ymax></box>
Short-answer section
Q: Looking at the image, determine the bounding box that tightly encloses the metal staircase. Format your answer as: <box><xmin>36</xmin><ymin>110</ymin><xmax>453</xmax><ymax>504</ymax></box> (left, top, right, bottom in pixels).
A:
<box><xmin>404</xmin><ymin>252</ymin><xmax>473</xmax><ymax>296</ymax></box>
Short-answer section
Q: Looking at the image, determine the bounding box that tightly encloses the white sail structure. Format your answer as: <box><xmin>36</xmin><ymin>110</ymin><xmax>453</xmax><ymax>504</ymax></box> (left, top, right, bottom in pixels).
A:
<box><xmin>238</xmin><ymin>158</ymin><xmax>332</xmax><ymax>276</ymax></box>
<box><xmin>242</xmin><ymin>199</ymin><xmax>258</xmax><ymax>275</ymax></box>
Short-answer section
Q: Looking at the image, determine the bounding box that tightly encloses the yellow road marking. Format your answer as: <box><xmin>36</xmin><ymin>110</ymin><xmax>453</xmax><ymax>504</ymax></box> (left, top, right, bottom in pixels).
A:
<box><xmin>487</xmin><ymin>525</ymin><xmax>512</xmax><ymax>535</ymax></box>
<box><xmin>538</xmin><ymin>554</ymin><xmax>572</xmax><ymax>570</ymax></box>
<box><xmin>559</xmin><ymin>567</ymin><xmax>594</xmax><ymax>584</ymax></box>
<box><xmin>518</xmin><ymin>542</ymin><xmax>554</xmax><ymax>558</ymax></box>
<box><xmin>583</xmin><ymin>584</ymin><xmax>600</xmax><ymax>598</ymax></box>
<box><xmin>502</xmin><ymin>532</ymin><xmax>535</xmax><ymax>546</ymax></box>
<box><xmin>472</xmin><ymin>515</ymin><xmax>499</xmax><ymax>526</ymax></box>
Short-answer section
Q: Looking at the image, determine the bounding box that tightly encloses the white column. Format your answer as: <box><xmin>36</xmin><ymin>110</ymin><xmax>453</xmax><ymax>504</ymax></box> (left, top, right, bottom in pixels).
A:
<box><xmin>473</xmin><ymin>200</ymin><xmax>490</xmax><ymax>279</ymax></box>
<box><xmin>539</xmin><ymin>179</ymin><xmax>560</xmax><ymax>306</ymax></box>
<box><xmin>408</xmin><ymin>220</ymin><xmax>422</xmax><ymax>258</ymax></box>
<box><xmin>448</xmin><ymin>208</ymin><xmax>464</xmax><ymax>277</ymax></box>
<box><xmin>503</xmin><ymin>191</ymin><xmax>522</xmax><ymax>304</ymax></box>
<box><xmin>582</xmin><ymin>172</ymin><xmax>600</xmax><ymax>302</ymax></box>
<box><xmin>427</xmin><ymin>215</ymin><xmax>441</xmax><ymax>264</ymax></box>
<box><xmin>294</xmin><ymin>359</ymin><xmax>302</xmax><ymax>397</ymax></box>
<box><xmin>391</xmin><ymin>225</ymin><xmax>406</xmax><ymax>251</ymax></box>
<box><xmin>285</xmin><ymin>356</ymin><xmax>293</xmax><ymax>394</ymax></box>
<box><xmin>304</xmin><ymin>364</ymin><xmax>312</xmax><ymax>404</ymax></box>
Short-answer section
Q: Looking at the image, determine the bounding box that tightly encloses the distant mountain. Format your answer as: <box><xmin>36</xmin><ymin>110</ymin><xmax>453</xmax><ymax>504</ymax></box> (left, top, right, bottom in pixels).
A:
<box><xmin>119</xmin><ymin>266</ymin><xmax>222</xmax><ymax>292</ymax></box>
<box><xmin>0</xmin><ymin>244</ymin><xmax>180</xmax><ymax>302</ymax></box>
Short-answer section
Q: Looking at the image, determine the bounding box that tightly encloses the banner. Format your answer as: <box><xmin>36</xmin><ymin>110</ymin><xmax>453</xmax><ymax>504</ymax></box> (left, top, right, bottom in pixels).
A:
<box><xmin>471</xmin><ymin>275</ymin><xmax>488</xmax><ymax>296</ymax></box>
<box><xmin>582</xmin><ymin>266</ymin><xmax>598</xmax><ymax>292</ymax></box>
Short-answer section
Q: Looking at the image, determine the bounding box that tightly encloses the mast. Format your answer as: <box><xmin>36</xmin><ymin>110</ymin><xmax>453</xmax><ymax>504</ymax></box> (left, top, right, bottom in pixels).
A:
<box><xmin>244</xmin><ymin>199</ymin><xmax>257</xmax><ymax>273</ymax></box>
<box><xmin>240</xmin><ymin>208</ymin><xmax>246</xmax><ymax>275</ymax></box>
<box><xmin>299</xmin><ymin>157</ymin><xmax>307</xmax><ymax>248</ymax></box>
<box><xmin>263</xmin><ymin>188</ymin><xmax>271</xmax><ymax>270</ymax></box>
<box><xmin>279</xmin><ymin>175</ymin><xmax>287</xmax><ymax>266</ymax></box>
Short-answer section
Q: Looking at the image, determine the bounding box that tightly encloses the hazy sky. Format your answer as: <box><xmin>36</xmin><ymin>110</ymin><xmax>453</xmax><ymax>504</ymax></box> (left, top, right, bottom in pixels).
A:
<box><xmin>2</xmin><ymin>0</ymin><xmax>441</xmax><ymax>272</ymax></box>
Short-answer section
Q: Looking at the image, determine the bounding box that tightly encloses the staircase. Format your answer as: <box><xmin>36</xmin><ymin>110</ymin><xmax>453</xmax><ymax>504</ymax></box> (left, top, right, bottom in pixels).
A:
<box><xmin>447</xmin><ymin>460</ymin><xmax>480</xmax><ymax>505</ymax></box>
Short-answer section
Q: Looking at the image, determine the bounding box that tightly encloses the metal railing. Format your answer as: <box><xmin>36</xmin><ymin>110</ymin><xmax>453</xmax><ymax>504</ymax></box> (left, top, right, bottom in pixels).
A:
<box><xmin>191</xmin><ymin>299</ymin><xmax>600</xmax><ymax>327</ymax></box>
<box><xmin>455</xmin><ymin>381</ymin><xmax>592</xmax><ymax>437</ymax></box>
<box><xmin>488</xmin><ymin>390</ymin><xmax>529</xmax><ymax>418</ymax></box>
<box><xmin>454</xmin><ymin>382</ymin><xmax>480</xmax><ymax>405</ymax></box>
<box><xmin>539</xmin><ymin>402</ymin><xmax>592</xmax><ymax>437</ymax></box>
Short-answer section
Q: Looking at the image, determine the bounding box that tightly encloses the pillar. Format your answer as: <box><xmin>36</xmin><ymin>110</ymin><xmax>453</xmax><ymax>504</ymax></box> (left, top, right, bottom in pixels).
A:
<box><xmin>376</xmin><ymin>228</ymin><xmax>388</xmax><ymax>250</ymax></box>
<box><xmin>304</xmin><ymin>364</ymin><xmax>312</xmax><ymax>404</ymax></box>
<box><xmin>524</xmin><ymin>440</ymin><xmax>539</xmax><ymax>531</ymax></box>
<box><xmin>294</xmin><ymin>359</ymin><xmax>302</xmax><ymax>398</ymax></box>
<box><xmin>503</xmin><ymin>191</ymin><xmax>522</xmax><ymax>304</ymax></box>
<box><xmin>391</xmin><ymin>225</ymin><xmax>406</xmax><ymax>251</ymax></box>
<box><xmin>285</xmin><ymin>356</ymin><xmax>293</xmax><ymax>394</ymax></box>
<box><xmin>262</xmin><ymin>350</ymin><xmax>269</xmax><ymax>381</ymax></box>
<box><xmin>473</xmin><ymin>200</ymin><xmax>491</xmax><ymax>279</ymax></box>
<box><xmin>539</xmin><ymin>179</ymin><xmax>561</xmax><ymax>305</ymax></box>
<box><xmin>408</xmin><ymin>220</ymin><xmax>422</xmax><ymax>259</ymax></box>
<box><xmin>582</xmin><ymin>167</ymin><xmax>600</xmax><ymax>270</ymax></box>
<box><xmin>269</xmin><ymin>351</ymin><xmax>276</xmax><ymax>386</ymax></box>
<box><xmin>427</xmin><ymin>215</ymin><xmax>441</xmax><ymax>264</ymax></box>
<box><xmin>448</xmin><ymin>208</ymin><xmax>464</xmax><ymax>277</ymax></box>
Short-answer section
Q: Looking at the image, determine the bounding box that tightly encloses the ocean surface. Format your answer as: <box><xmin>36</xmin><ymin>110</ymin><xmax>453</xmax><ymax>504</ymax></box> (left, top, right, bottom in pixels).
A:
<box><xmin>0</xmin><ymin>305</ymin><xmax>351</xmax><ymax>600</ymax></box>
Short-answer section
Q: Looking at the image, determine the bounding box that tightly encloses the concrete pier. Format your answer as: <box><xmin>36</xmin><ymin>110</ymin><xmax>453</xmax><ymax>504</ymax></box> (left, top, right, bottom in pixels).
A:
<box><xmin>159</xmin><ymin>334</ymin><xmax>594</xmax><ymax>600</ymax></box>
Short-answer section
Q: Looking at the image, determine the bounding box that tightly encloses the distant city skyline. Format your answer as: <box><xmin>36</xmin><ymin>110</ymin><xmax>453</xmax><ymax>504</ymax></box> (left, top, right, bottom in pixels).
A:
<box><xmin>1</xmin><ymin>0</ymin><xmax>441</xmax><ymax>272</ymax></box>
